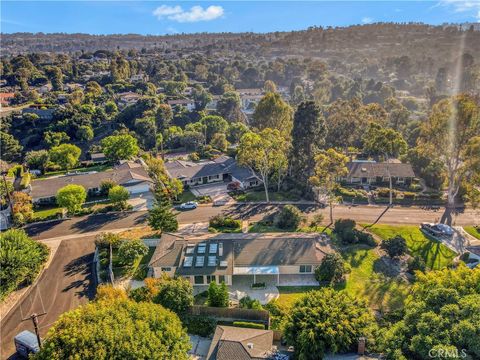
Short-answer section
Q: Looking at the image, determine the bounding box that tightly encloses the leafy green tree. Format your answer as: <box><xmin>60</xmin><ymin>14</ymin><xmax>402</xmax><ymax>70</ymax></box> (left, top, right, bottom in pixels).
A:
<box><xmin>23</xmin><ymin>112</ymin><xmax>40</xmax><ymax>127</ymax></box>
<box><xmin>108</xmin><ymin>185</ymin><xmax>130</xmax><ymax>209</ymax></box>
<box><xmin>45</xmin><ymin>65</ymin><xmax>63</xmax><ymax>91</ymax></box>
<box><xmin>49</xmin><ymin>144</ymin><xmax>81</xmax><ymax>170</ymax></box>
<box><xmin>56</xmin><ymin>184</ymin><xmax>86</xmax><ymax>214</ymax></box>
<box><xmin>227</xmin><ymin>122</ymin><xmax>248</xmax><ymax>144</ymax></box>
<box><xmin>192</xmin><ymin>86</ymin><xmax>212</xmax><ymax>111</ymax></box>
<box><xmin>363</xmin><ymin>122</ymin><xmax>408</xmax><ymax>159</ymax></box>
<box><xmin>291</xmin><ymin>101</ymin><xmax>327</xmax><ymax>189</ymax></box>
<box><xmin>419</xmin><ymin>94</ymin><xmax>480</xmax><ymax>208</ymax></box>
<box><xmin>117</xmin><ymin>239</ymin><xmax>148</xmax><ymax>265</ymax></box>
<box><xmin>210</xmin><ymin>133</ymin><xmax>228</xmax><ymax>152</ymax></box>
<box><xmin>153</xmin><ymin>276</ymin><xmax>194</xmax><ymax>315</ymax></box>
<box><xmin>0</xmin><ymin>229</ymin><xmax>49</xmax><ymax>300</ymax></box>
<box><xmin>147</xmin><ymin>191</ymin><xmax>178</xmax><ymax>232</ymax></box>
<box><xmin>310</xmin><ymin>149</ymin><xmax>349</xmax><ymax>224</ymax></box>
<box><xmin>381</xmin><ymin>235</ymin><xmax>408</xmax><ymax>258</ymax></box>
<box><xmin>44</xmin><ymin>131</ymin><xmax>70</xmax><ymax>147</ymax></box>
<box><xmin>237</xmin><ymin>129</ymin><xmax>289</xmax><ymax>202</ymax></box>
<box><xmin>0</xmin><ymin>131</ymin><xmax>23</xmax><ymax>162</ymax></box>
<box><xmin>216</xmin><ymin>91</ymin><xmax>244</xmax><ymax>123</ymax></box>
<box><xmin>200</xmin><ymin>115</ymin><xmax>228</xmax><ymax>143</ymax></box>
<box><xmin>207</xmin><ymin>281</ymin><xmax>229</xmax><ymax>307</ymax></box>
<box><xmin>100</xmin><ymin>179</ymin><xmax>116</xmax><ymax>195</ymax></box>
<box><xmin>135</xmin><ymin>117</ymin><xmax>157</xmax><ymax>149</ymax></box>
<box><xmin>85</xmin><ymin>80</ymin><xmax>102</xmax><ymax>99</ymax></box>
<box><xmin>263</xmin><ymin>80</ymin><xmax>277</xmax><ymax>93</ymax></box>
<box><xmin>25</xmin><ymin>150</ymin><xmax>49</xmax><ymax>173</ymax></box>
<box><xmin>101</xmin><ymin>134</ymin><xmax>139</xmax><ymax>162</ymax></box>
<box><xmin>76</xmin><ymin>125</ymin><xmax>94</xmax><ymax>142</ymax></box>
<box><xmin>381</xmin><ymin>265</ymin><xmax>480</xmax><ymax>360</ymax></box>
<box><xmin>34</xmin><ymin>297</ymin><xmax>191</xmax><ymax>360</ymax></box>
<box><xmin>274</xmin><ymin>205</ymin><xmax>304</xmax><ymax>230</ymax></box>
<box><xmin>105</xmin><ymin>101</ymin><xmax>118</xmax><ymax>116</ymax></box>
<box><xmin>155</xmin><ymin>103</ymin><xmax>173</xmax><ymax>132</ymax></box>
<box><xmin>315</xmin><ymin>253</ymin><xmax>350</xmax><ymax>285</ymax></box>
<box><xmin>284</xmin><ymin>288</ymin><xmax>376</xmax><ymax>359</ymax></box>
<box><xmin>251</xmin><ymin>92</ymin><xmax>293</xmax><ymax>137</ymax></box>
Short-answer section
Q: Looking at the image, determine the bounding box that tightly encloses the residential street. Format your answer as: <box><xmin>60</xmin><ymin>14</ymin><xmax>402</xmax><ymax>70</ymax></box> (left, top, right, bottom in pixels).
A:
<box><xmin>0</xmin><ymin>236</ymin><xmax>96</xmax><ymax>359</ymax></box>
<box><xmin>25</xmin><ymin>204</ymin><xmax>479</xmax><ymax>240</ymax></box>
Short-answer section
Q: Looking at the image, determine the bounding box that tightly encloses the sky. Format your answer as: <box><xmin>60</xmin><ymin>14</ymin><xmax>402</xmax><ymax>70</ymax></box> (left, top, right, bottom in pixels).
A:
<box><xmin>1</xmin><ymin>1</ymin><xmax>480</xmax><ymax>35</ymax></box>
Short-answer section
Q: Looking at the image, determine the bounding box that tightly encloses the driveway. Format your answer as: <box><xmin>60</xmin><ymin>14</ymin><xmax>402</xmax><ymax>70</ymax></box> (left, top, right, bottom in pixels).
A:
<box><xmin>191</xmin><ymin>183</ymin><xmax>229</xmax><ymax>198</ymax></box>
<box><xmin>127</xmin><ymin>191</ymin><xmax>155</xmax><ymax>211</ymax></box>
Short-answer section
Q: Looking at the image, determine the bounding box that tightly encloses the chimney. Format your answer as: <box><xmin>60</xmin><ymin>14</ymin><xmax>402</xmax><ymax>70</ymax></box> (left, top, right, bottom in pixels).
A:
<box><xmin>358</xmin><ymin>337</ymin><xmax>366</xmax><ymax>355</ymax></box>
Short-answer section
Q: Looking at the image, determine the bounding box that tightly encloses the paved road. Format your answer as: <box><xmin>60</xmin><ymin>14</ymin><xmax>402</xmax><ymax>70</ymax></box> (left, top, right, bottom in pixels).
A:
<box><xmin>25</xmin><ymin>204</ymin><xmax>479</xmax><ymax>240</ymax></box>
<box><xmin>0</xmin><ymin>236</ymin><xmax>96</xmax><ymax>359</ymax></box>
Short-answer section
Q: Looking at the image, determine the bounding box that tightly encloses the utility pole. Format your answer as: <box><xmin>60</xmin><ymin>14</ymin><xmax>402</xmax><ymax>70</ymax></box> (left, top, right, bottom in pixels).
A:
<box><xmin>22</xmin><ymin>312</ymin><xmax>47</xmax><ymax>349</ymax></box>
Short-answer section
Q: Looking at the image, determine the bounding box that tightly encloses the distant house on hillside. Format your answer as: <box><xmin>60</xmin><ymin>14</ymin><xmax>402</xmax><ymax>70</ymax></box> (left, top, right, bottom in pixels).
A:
<box><xmin>342</xmin><ymin>160</ymin><xmax>415</xmax><ymax>186</ymax></box>
<box><xmin>206</xmin><ymin>325</ymin><xmax>275</xmax><ymax>360</ymax></box>
<box><xmin>117</xmin><ymin>92</ymin><xmax>143</xmax><ymax>108</ymax></box>
<box><xmin>0</xmin><ymin>93</ymin><xmax>15</xmax><ymax>107</ymax></box>
<box><xmin>29</xmin><ymin>160</ymin><xmax>152</xmax><ymax>204</ymax></box>
<box><xmin>165</xmin><ymin>156</ymin><xmax>259</xmax><ymax>189</ymax></box>
<box><xmin>167</xmin><ymin>99</ymin><xmax>195</xmax><ymax>111</ymax></box>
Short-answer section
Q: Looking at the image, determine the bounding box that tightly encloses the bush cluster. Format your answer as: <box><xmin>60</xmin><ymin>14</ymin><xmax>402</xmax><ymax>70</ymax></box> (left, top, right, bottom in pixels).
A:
<box><xmin>333</xmin><ymin>219</ymin><xmax>377</xmax><ymax>246</ymax></box>
<box><xmin>232</xmin><ymin>321</ymin><xmax>265</xmax><ymax>330</ymax></box>
<box><xmin>274</xmin><ymin>205</ymin><xmax>304</xmax><ymax>230</ymax></box>
<box><xmin>209</xmin><ymin>214</ymin><xmax>241</xmax><ymax>230</ymax></box>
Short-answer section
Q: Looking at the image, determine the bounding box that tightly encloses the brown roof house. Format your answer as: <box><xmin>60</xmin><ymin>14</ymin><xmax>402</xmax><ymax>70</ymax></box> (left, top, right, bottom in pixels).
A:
<box><xmin>206</xmin><ymin>325</ymin><xmax>274</xmax><ymax>360</ymax></box>
<box><xmin>148</xmin><ymin>232</ymin><xmax>333</xmax><ymax>287</ymax></box>
<box><xmin>342</xmin><ymin>160</ymin><xmax>415</xmax><ymax>186</ymax></box>
<box><xmin>29</xmin><ymin>160</ymin><xmax>153</xmax><ymax>204</ymax></box>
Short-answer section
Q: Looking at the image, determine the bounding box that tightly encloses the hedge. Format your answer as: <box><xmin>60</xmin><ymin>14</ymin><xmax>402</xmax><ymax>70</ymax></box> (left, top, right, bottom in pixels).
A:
<box><xmin>232</xmin><ymin>321</ymin><xmax>265</xmax><ymax>330</ymax></box>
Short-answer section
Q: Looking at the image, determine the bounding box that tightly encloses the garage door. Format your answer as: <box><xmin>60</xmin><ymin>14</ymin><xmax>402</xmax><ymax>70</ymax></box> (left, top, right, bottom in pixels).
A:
<box><xmin>126</xmin><ymin>184</ymin><xmax>150</xmax><ymax>194</ymax></box>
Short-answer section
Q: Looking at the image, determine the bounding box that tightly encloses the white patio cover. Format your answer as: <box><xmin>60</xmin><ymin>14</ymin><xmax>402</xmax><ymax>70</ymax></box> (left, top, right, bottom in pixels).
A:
<box><xmin>233</xmin><ymin>266</ymin><xmax>279</xmax><ymax>275</ymax></box>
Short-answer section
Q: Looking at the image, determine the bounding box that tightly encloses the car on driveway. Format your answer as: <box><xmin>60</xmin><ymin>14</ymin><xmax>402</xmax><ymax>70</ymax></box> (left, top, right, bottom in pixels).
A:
<box><xmin>180</xmin><ymin>201</ymin><xmax>198</xmax><ymax>210</ymax></box>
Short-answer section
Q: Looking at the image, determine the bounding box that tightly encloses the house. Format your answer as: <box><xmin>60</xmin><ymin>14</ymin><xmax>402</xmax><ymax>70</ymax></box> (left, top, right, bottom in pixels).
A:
<box><xmin>0</xmin><ymin>93</ymin><xmax>15</xmax><ymax>107</ymax></box>
<box><xmin>130</xmin><ymin>73</ymin><xmax>148</xmax><ymax>82</ymax></box>
<box><xmin>206</xmin><ymin>325</ymin><xmax>275</xmax><ymax>360</ymax></box>
<box><xmin>148</xmin><ymin>232</ymin><xmax>333</xmax><ymax>287</ymax></box>
<box><xmin>206</xmin><ymin>95</ymin><xmax>221</xmax><ymax>111</ymax></box>
<box><xmin>29</xmin><ymin>161</ymin><xmax>153</xmax><ymax>204</ymax></box>
<box><xmin>117</xmin><ymin>92</ymin><xmax>143</xmax><ymax>107</ymax></box>
<box><xmin>167</xmin><ymin>99</ymin><xmax>195</xmax><ymax>111</ymax></box>
<box><xmin>342</xmin><ymin>160</ymin><xmax>415</xmax><ymax>186</ymax></box>
<box><xmin>90</xmin><ymin>152</ymin><xmax>108</xmax><ymax>163</ymax></box>
<box><xmin>165</xmin><ymin>156</ymin><xmax>259</xmax><ymax>189</ymax></box>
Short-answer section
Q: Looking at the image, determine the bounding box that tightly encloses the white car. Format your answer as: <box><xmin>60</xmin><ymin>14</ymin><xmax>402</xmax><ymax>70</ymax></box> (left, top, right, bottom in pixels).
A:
<box><xmin>180</xmin><ymin>201</ymin><xmax>198</xmax><ymax>210</ymax></box>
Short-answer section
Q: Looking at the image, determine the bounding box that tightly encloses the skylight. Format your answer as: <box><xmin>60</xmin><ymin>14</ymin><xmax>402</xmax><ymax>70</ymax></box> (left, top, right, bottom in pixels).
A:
<box><xmin>195</xmin><ymin>256</ymin><xmax>205</xmax><ymax>267</ymax></box>
<box><xmin>208</xmin><ymin>256</ymin><xmax>217</xmax><ymax>267</ymax></box>
<box><xmin>184</xmin><ymin>256</ymin><xmax>193</xmax><ymax>267</ymax></box>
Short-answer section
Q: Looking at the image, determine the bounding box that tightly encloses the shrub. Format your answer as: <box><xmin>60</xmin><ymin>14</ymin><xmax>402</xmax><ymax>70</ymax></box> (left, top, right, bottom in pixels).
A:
<box><xmin>381</xmin><ymin>235</ymin><xmax>408</xmax><ymax>258</ymax></box>
<box><xmin>19</xmin><ymin>173</ymin><xmax>31</xmax><ymax>189</ymax></box>
<box><xmin>207</xmin><ymin>281</ymin><xmax>229</xmax><ymax>307</ymax></box>
<box><xmin>100</xmin><ymin>179</ymin><xmax>116</xmax><ymax>195</ymax></box>
<box><xmin>188</xmin><ymin>152</ymin><xmax>200</xmax><ymax>161</ymax></box>
<box><xmin>94</xmin><ymin>232</ymin><xmax>122</xmax><ymax>248</ymax></box>
<box><xmin>232</xmin><ymin>321</ymin><xmax>265</xmax><ymax>330</ymax></box>
<box><xmin>403</xmin><ymin>191</ymin><xmax>416</xmax><ymax>200</ymax></box>
<box><xmin>315</xmin><ymin>253</ymin><xmax>351</xmax><ymax>285</ymax></box>
<box><xmin>239</xmin><ymin>296</ymin><xmax>263</xmax><ymax>310</ymax></box>
<box><xmin>108</xmin><ymin>185</ymin><xmax>130</xmax><ymax>209</ymax></box>
<box><xmin>354</xmin><ymin>230</ymin><xmax>377</xmax><ymax>246</ymax></box>
<box><xmin>333</xmin><ymin>219</ymin><xmax>356</xmax><ymax>241</ymax></box>
<box><xmin>183</xmin><ymin>315</ymin><xmax>217</xmax><ymax>337</ymax></box>
<box><xmin>209</xmin><ymin>214</ymin><xmax>240</xmax><ymax>230</ymax></box>
<box><xmin>274</xmin><ymin>205</ymin><xmax>304</xmax><ymax>230</ymax></box>
<box><xmin>407</xmin><ymin>255</ymin><xmax>427</xmax><ymax>273</ymax></box>
<box><xmin>376</xmin><ymin>187</ymin><xmax>397</xmax><ymax>198</ymax></box>
<box><xmin>117</xmin><ymin>239</ymin><xmax>148</xmax><ymax>265</ymax></box>
<box><xmin>153</xmin><ymin>276</ymin><xmax>194</xmax><ymax>315</ymax></box>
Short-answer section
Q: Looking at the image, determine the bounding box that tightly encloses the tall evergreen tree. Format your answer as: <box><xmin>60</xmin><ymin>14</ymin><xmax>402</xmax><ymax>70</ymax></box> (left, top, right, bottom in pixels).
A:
<box><xmin>147</xmin><ymin>189</ymin><xmax>178</xmax><ymax>232</ymax></box>
<box><xmin>290</xmin><ymin>101</ymin><xmax>326</xmax><ymax>189</ymax></box>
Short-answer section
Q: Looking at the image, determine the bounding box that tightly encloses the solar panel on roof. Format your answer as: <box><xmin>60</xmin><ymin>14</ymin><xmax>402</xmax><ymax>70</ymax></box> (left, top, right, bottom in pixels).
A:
<box><xmin>186</xmin><ymin>245</ymin><xmax>195</xmax><ymax>254</ymax></box>
<box><xmin>209</xmin><ymin>243</ymin><xmax>218</xmax><ymax>254</ymax></box>
<box><xmin>183</xmin><ymin>256</ymin><xmax>193</xmax><ymax>267</ymax></box>
<box><xmin>195</xmin><ymin>256</ymin><xmax>205</xmax><ymax>267</ymax></box>
<box><xmin>208</xmin><ymin>256</ymin><xmax>217</xmax><ymax>267</ymax></box>
<box><xmin>197</xmin><ymin>243</ymin><xmax>206</xmax><ymax>254</ymax></box>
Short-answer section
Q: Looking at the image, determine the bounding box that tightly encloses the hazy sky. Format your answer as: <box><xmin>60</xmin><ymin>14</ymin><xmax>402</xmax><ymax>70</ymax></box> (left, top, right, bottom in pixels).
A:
<box><xmin>1</xmin><ymin>1</ymin><xmax>479</xmax><ymax>35</ymax></box>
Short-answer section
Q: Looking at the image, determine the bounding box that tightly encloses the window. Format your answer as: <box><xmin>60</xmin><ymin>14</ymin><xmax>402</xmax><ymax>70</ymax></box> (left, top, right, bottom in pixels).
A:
<box><xmin>194</xmin><ymin>276</ymin><xmax>204</xmax><ymax>285</ymax></box>
<box><xmin>206</xmin><ymin>275</ymin><xmax>216</xmax><ymax>284</ymax></box>
<box><xmin>218</xmin><ymin>275</ymin><xmax>226</xmax><ymax>284</ymax></box>
<box><xmin>161</xmin><ymin>267</ymin><xmax>171</xmax><ymax>272</ymax></box>
<box><xmin>300</xmin><ymin>265</ymin><xmax>312</xmax><ymax>273</ymax></box>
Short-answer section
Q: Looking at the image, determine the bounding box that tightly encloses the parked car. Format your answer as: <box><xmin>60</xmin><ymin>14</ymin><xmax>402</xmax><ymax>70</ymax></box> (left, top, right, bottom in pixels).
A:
<box><xmin>180</xmin><ymin>201</ymin><xmax>198</xmax><ymax>210</ymax></box>
<box><xmin>14</xmin><ymin>330</ymin><xmax>39</xmax><ymax>358</ymax></box>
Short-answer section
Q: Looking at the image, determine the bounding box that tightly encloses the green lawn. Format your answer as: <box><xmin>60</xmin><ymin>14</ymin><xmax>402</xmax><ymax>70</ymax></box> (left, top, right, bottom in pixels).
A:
<box><xmin>37</xmin><ymin>164</ymin><xmax>112</xmax><ymax>179</ymax></box>
<box><xmin>338</xmin><ymin>245</ymin><xmax>410</xmax><ymax>312</ymax></box>
<box><xmin>33</xmin><ymin>207</ymin><xmax>62</xmax><ymax>220</ymax></box>
<box><xmin>464</xmin><ymin>226</ymin><xmax>480</xmax><ymax>240</ymax></box>
<box><xmin>236</xmin><ymin>190</ymin><xmax>302</xmax><ymax>202</ymax></box>
<box><xmin>275</xmin><ymin>286</ymin><xmax>320</xmax><ymax>308</ymax></box>
<box><xmin>248</xmin><ymin>222</ymin><xmax>327</xmax><ymax>233</ymax></box>
<box><xmin>367</xmin><ymin>225</ymin><xmax>457</xmax><ymax>270</ymax></box>
<box><xmin>174</xmin><ymin>190</ymin><xmax>197</xmax><ymax>204</ymax></box>
<box><xmin>133</xmin><ymin>247</ymin><xmax>156</xmax><ymax>280</ymax></box>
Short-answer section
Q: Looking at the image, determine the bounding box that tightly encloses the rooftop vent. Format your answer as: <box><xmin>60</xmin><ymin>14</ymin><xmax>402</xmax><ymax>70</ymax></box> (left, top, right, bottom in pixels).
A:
<box><xmin>361</xmin><ymin>167</ymin><xmax>367</xmax><ymax>172</ymax></box>
<box><xmin>247</xmin><ymin>343</ymin><xmax>254</xmax><ymax>350</ymax></box>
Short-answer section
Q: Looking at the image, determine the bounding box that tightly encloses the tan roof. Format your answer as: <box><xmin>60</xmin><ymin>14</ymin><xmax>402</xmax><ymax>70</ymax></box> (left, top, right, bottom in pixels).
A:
<box><xmin>30</xmin><ymin>161</ymin><xmax>152</xmax><ymax>199</ymax></box>
<box><xmin>347</xmin><ymin>162</ymin><xmax>415</xmax><ymax>179</ymax></box>
<box><xmin>207</xmin><ymin>325</ymin><xmax>273</xmax><ymax>360</ymax></box>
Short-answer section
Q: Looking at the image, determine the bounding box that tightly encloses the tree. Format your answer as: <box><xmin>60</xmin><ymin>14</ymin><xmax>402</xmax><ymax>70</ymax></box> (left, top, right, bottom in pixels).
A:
<box><xmin>381</xmin><ymin>265</ymin><xmax>480</xmax><ymax>359</ymax></box>
<box><xmin>207</xmin><ymin>281</ymin><xmax>229</xmax><ymax>307</ymax></box>
<box><xmin>153</xmin><ymin>276</ymin><xmax>194</xmax><ymax>314</ymax></box>
<box><xmin>108</xmin><ymin>185</ymin><xmax>129</xmax><ymax>210</ymax></box>
<box><xmin>44</xmin><ymin>131</ymin><xmax>70</xmax><ymax>147</ymax></box>
<box><xmin>216</xmin><ymin>91</ymin><xmax>244</xmax><ymax>123</ymax></box>
<box><xmin>192</xmin><ymin>86</ymin><xmax>212</xmax><ymax>111</ymax></box>
<box><xmin>100</xmin><ymin>179</ymin><xmax>116</xmax><ymax>195</ymax></box>
<box><xmin>0</xmin><ymin>229</ymin><xmax>49</xmax><ymax>299</ymax></box>
<box><xmin>11</xmin><ymin>192</ymin><xmax>33</xmax><ymax>225</ymax></box>
<box><xmin>135</xmin><ymin>117</ymin><xmax>157</xmax><ymax>149</ymax></box>
<box><xmin>291</xmin><ymin>101</ymin><xmax>326</xmax><ymax>188</ymax></box>
<box><xmin>310</xmin><ymin>149</ymin><xmax>349</xmax><ymax>224</ymax></box>
<box><xmin>264</xmin><ymin>80</ymin><xmax>277</xmax><ymax>93</ymax></box>
<box><xmin>237</xmin><ymin>129</ymin><xmax>289</xmax><ymax>202</ymax></box>
<box><xmin>274</xmin><ymin>205</ymin><xmax>304</xmax><ymax>230</ymax></box>
<box><xmin>25</xmin><ymin>150</ymin><xmax>49</xmax><ymax>173</ymax></box>
<box><xmin>85</xmin><ymin>80</ymin><xmax>102</xmax><ymax>99</ymax></box>
<box><xmin>284</xmin><ymin>289</ymin><xmax>376</xmax><ymax>359</ymax></box>
<box><xmin>101</xmin><ymin>134</ymin><xmax>139</xmax><ymax>162</ymax></box>
<box><xmin>315</xmin><ymin>253</ymin><xmax>350</xmax><ymax>285</ymax></box>
<box><xmin>200</xmin><ymin>115</ymin><xmax>228</xmax><ymax>143</ymax></box>
<box><xmin>34</xmin><ymin>297</ymin><xmax>191</xmax><ymax>360</ymax></box>
<box><xmin>147</xmin><ymin>191</ymin><xmax>178</xmax><ymax>232</ymax></box>
<box><xmin>45</xmin><ymin>65</ymin><xmax>63</xmax><ymax>91</ymax></box>
<box><xmin>56</xmin><ymin>184</ymin><xmax>86</xmax><ymax>214</ymax></box>
<box><xmin>381</xmin><ymin>235</ymin><xmax>408</xmax><ymax>258</ymax></box>
<box><xmin>76</xmin><ymin>125</ymin><xmax>94</xmax><ymax>142</ymax></box>
<box><xmin>251</xmin><ymin>92</ymin><xmax>293</xmax><ymax>137</ymax></box>
<box><xmin>117</xmin><ymin>239</ymin><xmax>148</xmax><ymax>265</ymax></box>
<box><xmin>49</xmin><ymin>144</ymin><xmax>81</xmax><ymax>170</ymax></box>
<box><xmin>363</xmin><ymin>122</ymin><xmax>408</xmax><ymax>159</ymax></box>
<box><xmin>419</xmin><ymin>94</ymin><xmax>480</xmax><ymax>208</ymax></box>
<box><xmin>227</xmin><ymin>122</ymin><xmax>248</xmax><ymax>144</ymax></box>
<box><xmin>210</xmin><ymin>133</ymin><xmax>228</xmax><ymax>152</ymax></box>
<box><xmin>0</xmin><ymin>131</ymin><xmax>22</xmax><ymax>162</ymax></box>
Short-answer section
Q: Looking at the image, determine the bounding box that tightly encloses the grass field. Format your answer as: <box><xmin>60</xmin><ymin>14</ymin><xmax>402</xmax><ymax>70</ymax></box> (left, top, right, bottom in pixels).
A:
<box><xmin>174</xmin><ymin>190</ymin><xmax>197</xmax><ymax>204</ymax></box>
<box><xmin>367</xmin><ymin>224</ymin><xmax>457</xmax><ymax>270</ymax></box>
<box><xmin>275</xmin><ymin>286</ymin><xmax>320</xmax><ymax>308</ymax></box>
<box><xmin>235</xmin><ymin>190</ymin><xmax>302</xmax><ymax>202</ymax></box>
<box><xmin>33</xmin><ymin>207</ymin><xmax>62</xmax><ymax>220</ymax></box>
<box><xmin>464</xmin><ymin>226</ymin><xmax>480</xmax><ymax>240</ymax></box>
